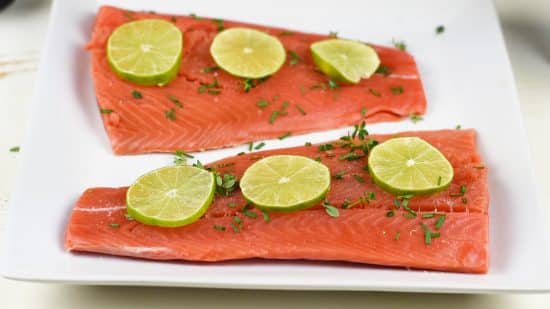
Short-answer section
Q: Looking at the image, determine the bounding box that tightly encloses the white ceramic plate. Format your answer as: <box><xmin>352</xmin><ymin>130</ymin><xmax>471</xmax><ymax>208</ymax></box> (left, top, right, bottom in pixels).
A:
<box><xmin>2</xmin><ymin>0</ymin><xmax>550</xmax><ymax>293</ymax></box>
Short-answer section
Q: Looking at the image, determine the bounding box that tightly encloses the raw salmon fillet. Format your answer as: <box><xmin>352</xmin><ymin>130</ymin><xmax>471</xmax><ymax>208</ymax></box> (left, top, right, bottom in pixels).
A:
<box><xmin>65</xmin><ymin>129</ymin><xmax>490</xmax><ymax>273</ymax></box>
<box><xmin>88</xmin><ymin>6</ymin><xmax>427</xmax><ymax>155</ymax></box>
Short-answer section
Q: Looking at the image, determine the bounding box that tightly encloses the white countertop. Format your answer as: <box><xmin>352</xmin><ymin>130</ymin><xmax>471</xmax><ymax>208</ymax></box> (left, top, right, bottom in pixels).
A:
<box><xmin>1</xmin><ymin>0</ymin><xmax>549</xmax><ymax>307</ymax></box>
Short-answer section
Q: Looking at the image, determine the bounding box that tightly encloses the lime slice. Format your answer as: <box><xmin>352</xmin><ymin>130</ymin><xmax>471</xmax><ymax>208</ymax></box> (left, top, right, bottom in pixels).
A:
<box><xmin>126</xmin><ymin>165</ymin><xmax>215</xmax><ymax>227</ymax></box>
<box><xmin>210</xmin><ymin>27</ymin><xmax>286</xmax><ymax>79</ymax></box>
<box><xmin>368</xmin><ymin>137</ymin><xmax>454</xmax><ymax>195</ymax></box>
<box><xmin>240</xmin><ymin>155</ymin><xmax>331</xmax><ymax>211</ymax></box>
<box><xmin>310</xmin><ymin>39</ymin><xmax>380</xmax><ymax>83</ymax></box>
<box><xmin>107</xmin><ymin>19</ymin><xmax>183</xmax><ymax>86</ymax></box>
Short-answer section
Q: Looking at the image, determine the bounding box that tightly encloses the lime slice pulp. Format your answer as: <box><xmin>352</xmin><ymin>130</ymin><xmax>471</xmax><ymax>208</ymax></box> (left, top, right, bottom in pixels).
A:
<box><xmin>107</xmin><ymin>19</ymin><xmax>183</xmax><ymax>86</ymax></box>
<box><xmin>210</xmin><ymin>27</ymin><xmax>286</xmax><ymax>79</ymax></box>
<box><xmin>368</xmin><ymin>137</ymin><xmax>454</xmax><ymax>195</ymax></box>
<box><xmin>310</xmin><ymin>39</ymin><xmax>380</xmax><ymax>83</ymax></box>
<box><xmin>239</xmin><ymin>155</ymin><xmax>331</xmax><ymax>211</ymax></box>
<box><xmin>126</xmin><ymin>165</ymin><xmax>215</xmax><ymax>227</ymax></box>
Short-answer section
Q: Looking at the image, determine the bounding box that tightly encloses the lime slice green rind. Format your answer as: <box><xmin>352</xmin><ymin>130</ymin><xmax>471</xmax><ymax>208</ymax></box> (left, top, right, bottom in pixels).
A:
<box><xmin>107</xmin><ymin>19</ymin><xmax>183</xmax><ymax>86</ymax></box>
<box><xmin>240</xmin><ymin>155</ymin><xmax>331</xmax><ymax>212</ymax></box>
<box><xmin>126</xmin><ymin>165</ymin><xmax>215</xmax><ymax>228</ymax></box>
<box><xmin>311</xmin><ymin>39</ymin><xmax>380</xmax><ymax>83</ymax></box>
<box><xmin>210</xmin><ymin>27</ymin><xmax>286</xmax><ymax>79</ymax></box>
<box><xmin>368</xmin><ymin>137</ymin><xmax>454</xmax><ymax>195</ymax></box>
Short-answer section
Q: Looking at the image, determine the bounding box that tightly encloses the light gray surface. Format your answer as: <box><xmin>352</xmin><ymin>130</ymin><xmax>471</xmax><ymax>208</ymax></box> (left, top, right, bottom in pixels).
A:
<box><xmin>0</xmin><ymin>0</ymin><xmax>549</xmax><ymax>307</ymax></box>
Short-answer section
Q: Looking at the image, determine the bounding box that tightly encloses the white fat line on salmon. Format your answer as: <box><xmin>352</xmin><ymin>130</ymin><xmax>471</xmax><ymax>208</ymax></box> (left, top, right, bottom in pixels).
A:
<box><xmin>388</xmin><ymin>74</ymin><xmax>419</xmax><ymax>80</ymax></box>
<box><xmin>122</xmin><ymin>246</ymin><xmax>172</xmax><ymax>254</ymax></box>
<box><xmin>74</xmin><ymin>206</ymin><xmax>126</xmax><ymax>212</ymax></box>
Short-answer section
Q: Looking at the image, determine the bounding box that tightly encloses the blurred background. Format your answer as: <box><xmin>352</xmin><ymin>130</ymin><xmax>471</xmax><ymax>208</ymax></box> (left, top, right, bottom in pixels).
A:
<box><xmin>0</xmin><ymin>0</ymin><xmax>549</xmax><ymax>308</ymax></box>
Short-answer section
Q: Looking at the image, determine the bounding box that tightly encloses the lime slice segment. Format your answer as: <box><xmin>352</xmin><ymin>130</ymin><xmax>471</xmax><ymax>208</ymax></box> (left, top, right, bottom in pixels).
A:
<box><xmin>310</xmin><ymin>39</ymin><xmax>380</xmax><ymax>83</ymax></box>
<box><xmin>368</xmin><ymin>137</ymin><xmax>454</xmax><ymax>195</ymax></box>
<box><xmin>240</xmin><ymin>155</ymin><xmax>331</xmax><ymax>211</ymax></box>
<box><xmin>107</xmin><ymin>19</ymin><xmax>183</xmax><ymax>86</ymax></box>
<box><xmin>210</xmin><ymin>27</ymin><xmax>286</xmax><ymax>79</ymax></box>
<box><xmin>126</xmin><ymin>165</ymin><xmax>215</xmax><ymax>227</ymax></box>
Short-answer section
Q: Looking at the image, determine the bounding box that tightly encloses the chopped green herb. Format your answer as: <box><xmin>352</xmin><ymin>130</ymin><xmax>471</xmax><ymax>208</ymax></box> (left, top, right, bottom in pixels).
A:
<box><xmin>367</xmin><ymin>192</ymin><xmax>376</xmax><ymax>200</ymax></box>
<box><xmin>393</xmin><ymin>198</ymin><xmax>401</xmax><ymax>208</ymax></box>
<box><xmin>437</xmin><ymin>176</ymin><xmax>442</xmax><ymax>186</ymax></box>
<box><xmin>108</xmin><ymin>223</ymin><xmax>120</xmax><ymax>228</ymax></box>
<box><xmin>435</xmin><ymin>214</ymin><xmax>446</xmax><ymax>229</ymax></box>
<box><xmin>227</xmin><ymin>202</ymin><xmax>237</xmax><ymax>208</ymax></box>
<box><xmin>436</xmin><ymin>25</ymin><xmax>445</xmax><ymax>35</ymax></box>
<box><xmin>421</xmin><ymin>223</ymin><xmax>432</xmax><ymax>244</ymax></box>
<box><xmin>100</xmin><ymin>108</ymin><xmax>113</xmax><ymax>114</ymax></box>
<box><xmin>295</xmin><ymin>104</ymin><xmax>307</xmax><ymax>115</ymax></box>
<box><xmin>254</xmin><ymin>142</ymin><xmax>266</xmax><ymax>150</ymax></box>
<box><xmin>328</xmin><ymin>79</ymin><xmax>339</xmax><ymax>89</ymax></box>
<box><xmin>262</xmin><ymin>210</ymin><xmax>270</xmax><ymax>222</ymax></box>
<box><xmin>338</xmin><ymin>152</ymin><xmax>364</xmax><ymax>161</ymax></box>
<box><xmin>248</xmin><ymin>142</ymin><xmax>254</xmax><ymax>151</ymax></box>
<box><xmin>390</xmin><ymin>85</ymin><xmax>404</xmax><ymax>94</ymax></box>
<box><xmin>237</xmin><ymin>151</ymin><xmax>245</xmax><ymax>156</ymax></box>
<box><xmin>369</xmin><ymin>88</ymin><xmax>381</xmax><ymax>97</ymax></box>
<box><xmin>305</xmin><ymin>142</ymin><xmax>312</xmax><ymax>147</ymax></box>
<box><xmin>422</xmin><ymin>213</ymin><xmax>435</xmax><ymax>218</ymax></box>
<box><xmin>392</xmin><ymin>39</ymin><xmax>407</xmax><ymax>51</ymax></box>
<box><xmin>333</xmin><ymin>170</ymin><xmax>347</xmax><ymax>180</ymax></box>
<box><xmin>9</xmin><ymin>146</ymin><xmax>19</xmax><ymax>153</ymax></box>
<box><xmin>353</xmin><ymin>174</ymin><xmax>365</xmax><ymax>183</ymax></box>
<box><xmin>322</xmin><ymin>200</ymin><xmax>340</xmax><ymax>217</ymax></box>
<box><xmin>174</xmin><ymin>150</ymin><xmax>191</xmax><ymax>164</ymax></box>
<box><xmin>341</xmin><ymin>198</ymin><xmax>351</xmax><ymax>209</ymax></box>
<box><xmin>231</xmin><ymin>222</ymin><xmax>240</xmax><ymax>233</ymax></box>
<box><xmin>131</xmin><ymin>90</ymin><xmax>143</xmax><ymax>99</ymax></box>
<box><xmin>200</xmin><ymin>66</ymin><xmax>219</xmax><ymax>73</ymax></box>
<box><xmin>288</xmin><ymin>50</ymin><xmax>301</xmax><ymax>66</ymax></box>
<box><xmin>361</xmin><ymin>107</ymin><xmax>368</xmax><ymax>117</ymax></box>
<box><xmin>318</xmin><ymin>143</ymin><xmax>334</xmax><ymax>152</ymax></box>
<box><xmin>410</xmin><ymin>113</ymin><xmax>423</xmax><ymax>123</ymax></box>
<box><xmin>403</xmin><ymin>212</ymin><xmax>417</xmax><ymax>219</ymax></box>
<box><xmin>450</xmin><ymin>185</ymin><xmax>467</xmax><ymax>197</ymax></box>
<box><xmin>233</xmin><ymin>215</ymin><xmax>242</xmax><ymax>225</ymax></box>
<box><xmin>175</xmin><ymin>150</ymin><xmax>194</xmax><ymax>159</ymax></box>
<box><xmin>394</xmin><ymin>231</ymin><xmax>401</xmax><ymax>240</ymax></box>
<box><xmin>278</xmin><ymin>132</ymin><xmax>291</xmax><ymax>140</ymax></box>
<box><xmin>456</xmin><ymin>124</ymin><xmax>462</xmax><ymax>130</ymax></box>
<box><xmin>257</xmin><ymin>99</ymin><xmax>269</xmax><ymax>109</ymax></box>
<box><xmin>269</xmin><ymin>110</ymin><xmax>279</xmax><ymax>124</ymax></box>
<box><xmin>279</xmin><ymin>30</ymin><xmax>294</xmax><ymax>36</ymax></box>
<box><xmin>215</xmin><ymin>173</ymin><xmax>238</xmax><ymax>196</ymax></box>
<box><xmin>190</xmin><ymin>13</ymin><xmax>203</xmax><ymax>20</ymax></box>
<box><xmin>386</xmin><ymin>210</ymin><xmax>395</xmax><ymax>217</ymax></box>
<box><xmin>243</xmin><ymin>210</ymin><xmax>257</xmax><ymax>219</ymax></box>
<box><xmin>165</xmin><ymin>108</ymin><xmax>176</xmax><ymax>121</ymax></box>
<box><xmin>281</xmin><ymin>101</ymin><xmax>289</xmax><ymax>111</ymax></box>
<box><xmin>122</xmin><ymin>11</ymin><xmax>134</xmax><ymax>20</ymax></box>
<box><xmin>243</xmin><ymin>79</ymin><xmax>255</xmax><ymax>92</ymax></box>
<box><xmin>376</xmin><ymin>65</ymin><xmax>391</xmax><ymax>76</ymax></box>
<box><xmin>212</xmin><ymin>18</ymin><xmax>224</xmax><ymax>31</ymax></box>
<box><xmin>124</xmin><ymin>213</ymin><xmax>134</xmax><ymax>221</ymax></box>
<box><xmin>213</xmin><ymin>225</ymin><xmax>226</xmax><ymax>231</ymax></box>
<box><xmin>168</xmin><ymin>95</ymin><xmax>183</xmax><ymax>108</ymax></box>
<box><xmin>198</xmin><ymin>79</ymin><xmax>221</xmax><ymax>94</ymax></box>
<box><xmin>314</xmin><ymin>156</ymin><xmax>321</xmax><ymax>162</ymax></box>
<box><xmin>329</xmin><ymin>31</ymin><xmax>338</xmax><ymax>38</ymax></box>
